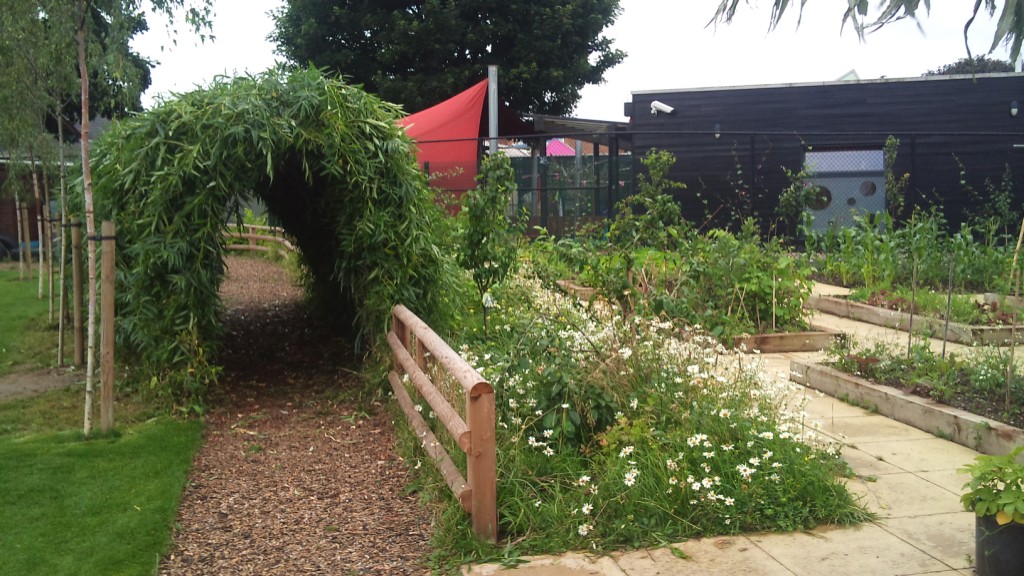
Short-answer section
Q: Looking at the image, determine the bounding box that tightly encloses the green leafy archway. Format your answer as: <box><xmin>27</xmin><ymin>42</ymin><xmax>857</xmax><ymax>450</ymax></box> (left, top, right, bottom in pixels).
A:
<box><xmin>92</xmin><ymin>68</ymin><xmax>457</xmax><ymax>397</ymax></box>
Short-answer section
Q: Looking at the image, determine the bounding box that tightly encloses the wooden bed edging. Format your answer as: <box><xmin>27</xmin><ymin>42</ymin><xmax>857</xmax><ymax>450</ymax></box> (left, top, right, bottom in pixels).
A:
<box><xmin>790</xmin><ymin>360</ymin><xmax>1024</xmax><ymax>456</ymax></box>
<box><xmin>388</xmin><ymin>305</ymin><xmax>497</xmax><ymax>542</ymax></box>
<box><xmin>806</xmin><ymin>294</ymin><xmax>1024</xmax><ymax>346</ymax></box>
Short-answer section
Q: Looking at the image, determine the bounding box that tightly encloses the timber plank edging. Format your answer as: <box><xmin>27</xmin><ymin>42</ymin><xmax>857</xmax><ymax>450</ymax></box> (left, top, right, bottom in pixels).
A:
<box><xmin>733</xmin><ymin>322</ymin><xmax>843</xmax><ymax>354</ymax></box>
<box><xmin>805</xmin><ymin>294</ymin><xmax>1024</xmax><ymax>346</ymax></box>
<box><xmin>790</xmin><ymin>360</ymin><xmax>1024</xmax><ymax>456</ymax></box>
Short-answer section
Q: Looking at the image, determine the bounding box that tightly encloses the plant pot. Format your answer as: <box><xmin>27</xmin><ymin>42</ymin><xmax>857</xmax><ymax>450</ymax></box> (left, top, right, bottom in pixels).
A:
<box><xmin>975</xmin><ymin>514</ymin><xmax>1024</xmax><ymax>576</ymax></box>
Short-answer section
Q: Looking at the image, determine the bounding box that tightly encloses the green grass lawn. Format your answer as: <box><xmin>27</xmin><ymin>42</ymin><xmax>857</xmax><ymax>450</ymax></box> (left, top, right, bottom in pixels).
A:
<box><xmin>0</xmin><ymin>265</ymin><xmax>205</xmax><ymax>576</ymax></box>
<box><xmin>0</xmin><ymin>266</ymin><xmax>62</xmax><ymax>375</ymax></box>
<box><xmin>0</xmin><ymin>418</ymin><xmax>203</xmax><ymax>576</ymax></box>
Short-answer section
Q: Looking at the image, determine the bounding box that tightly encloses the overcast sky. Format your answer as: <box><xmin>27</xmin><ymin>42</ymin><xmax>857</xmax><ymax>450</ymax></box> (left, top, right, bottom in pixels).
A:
<box><xmin>133</xmin><ymin>1</ymin><xmax>1017</xmax><ymax>121</ymax></box>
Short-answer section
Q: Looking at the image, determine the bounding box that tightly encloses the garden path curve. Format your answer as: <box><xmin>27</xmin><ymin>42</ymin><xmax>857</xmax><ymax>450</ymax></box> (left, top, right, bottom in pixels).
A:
<box><xmin>159</xmin><ymin>256</ymin><xmax>431</xmax><ymax>575</ymax></box>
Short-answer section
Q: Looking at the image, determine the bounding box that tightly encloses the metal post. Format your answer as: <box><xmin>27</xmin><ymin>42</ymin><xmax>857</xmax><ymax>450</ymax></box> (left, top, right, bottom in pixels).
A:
<box><xmin>487</xmin><ymin>65</ymin><xmax>498</xmax><ymax>156</ymax></box>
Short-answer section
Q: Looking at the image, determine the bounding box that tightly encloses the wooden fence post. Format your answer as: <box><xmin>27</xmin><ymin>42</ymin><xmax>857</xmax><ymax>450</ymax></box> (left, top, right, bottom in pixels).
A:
<box><xmin>20</xmin><ymin>200</ymin><xmax>33</xmax><ymax>272</ymax></box>
<box><xmin>71</xmin><ymin>219</ymin><xmax>84</xmax><ymax>367</ymax></box>
<box><xmin>100</xmin><ymin>221</ymin><xmax>115</xmax><ymax>433</ymax></box>
<box><xmin>467</xmin><ymin>383</ymin><xmax>497</xmax><ymax>542</ymax></box>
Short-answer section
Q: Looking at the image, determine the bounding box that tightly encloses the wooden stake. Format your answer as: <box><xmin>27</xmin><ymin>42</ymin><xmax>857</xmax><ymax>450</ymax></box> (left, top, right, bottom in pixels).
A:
<box><xmin>20</xmin><ymin>198</ymin><xmax>33</xmax><ymax>276</ymax></box>
<box><xmin>71</xmin><ymin>220</ymin><xmax>84</xmax><ymax>367</ymax></box>
<box><xmin>30</xmin><ymin>161</ymin><xmax>44</xmax><ymax>299</ymax></box>
<box><xmin>100</xmin><ymin>221</ymin><xmax>115</xmax><ymax>433</ymax></box>
<box><xmin>467</xmin><ymin>384</ymin><xmax>497</xmax><ymax>542</ymax></box>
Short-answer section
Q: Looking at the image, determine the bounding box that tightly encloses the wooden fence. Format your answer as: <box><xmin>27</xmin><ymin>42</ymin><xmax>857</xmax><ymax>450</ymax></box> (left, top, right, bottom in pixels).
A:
<box><xmin>386</xmin><ymin>304</ymin><xmax>497</xmax><ymax>542</ymax></box>
<box><xmin>223</xmin><ymin>224</ymin><xmax>296</xmax><ymax>253</ymax></box>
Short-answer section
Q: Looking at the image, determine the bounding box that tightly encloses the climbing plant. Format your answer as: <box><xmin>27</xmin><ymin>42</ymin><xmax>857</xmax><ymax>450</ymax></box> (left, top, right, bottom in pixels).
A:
<box><xmin>92</xmin><ymin>67</ymin><xmax>458</xmax><ymax>405</ymax></box>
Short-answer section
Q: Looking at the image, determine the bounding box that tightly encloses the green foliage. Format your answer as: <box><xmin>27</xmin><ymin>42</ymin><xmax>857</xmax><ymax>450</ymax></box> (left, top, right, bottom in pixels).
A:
<box><xmin>411</xmin><ymin>270</ymin><xmax>868</xmax><ymax>569</ymax></box>
<box><xmin>608</xmin><ymin>149</ymin><xmax>685</xmax><ymax>252</ymax></box>
<box><xmin>925</xmin><ymin>55</ymin><xmax>1017</xmax><ymax>76</ymax></box>
<box><xmin>960</xmin><ymin>160</ymin><xmax>1019</xmax><ymax>237</ymax></box>
<box><xmin>528</xmin><ymin>150</ymin><xmax>811</xmax><ymax>339</ymax></box>
<box><xmin>825</xmin><ymin>338</ymin><xmax>1024</xmax><ymax>424</ymax></box>
<box><xmin>0</xmin><ymin>1</ymin><xmax>155</xmax><ymax>146</ymax></box>
<box><xmin>0</xmin><ymin>417</ymin><xmax>204</xmax><ymax>576</ymax></box>
<box><xmin>776</xmin><ymin>164</ymin><xmax>821</xmax><ymax>239</ymax></box>
<box><xmin>847</xmin><ymin>286</ymin><xmax>1022</xmax><ymax>326</ymax></box>
<box><xmin>91</xmin><ymin>67</ymin><xmax>458</xmax><ymax>402</ymax></box>
<box><xmin>808</xmin><ymin>210</ymin><xmax>1018</xmax><ymax>293</ymax></box>
<box><xmin>710</xmin><ymin>0</ymin><xmax>1024</xmax><ymax>64</ymax></box>
<box><xmin>960</xmin><ymin>446</ymin><xmax>1024</xmax><ymax>526</ymax></box>
<box><xmin>884</xmin><ymin>136</ymin><xmax>908</xmax><ymax>221</ymax></box>
<box><xmin>271</xmin><ymin>0</ymin><xmax>626</xmax><ymax>116</ymax></box>
<box><xmin>458</xmin><ymin>153</ymin><xmax>521</xmax><ymax>330</ymax></box>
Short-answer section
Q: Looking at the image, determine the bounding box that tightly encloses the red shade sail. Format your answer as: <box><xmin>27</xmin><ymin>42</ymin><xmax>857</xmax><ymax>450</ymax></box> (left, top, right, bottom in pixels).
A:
<box><xmin>398</xmin><ymin>80</ymin><xmax>489</xmax><ymax>193</ymax></box>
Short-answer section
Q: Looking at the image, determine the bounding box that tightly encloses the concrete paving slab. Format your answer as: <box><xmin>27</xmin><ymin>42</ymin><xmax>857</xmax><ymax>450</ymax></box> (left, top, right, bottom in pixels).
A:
<box><xmin>812</xmin><ymin>283</ymin><xmax>851</xmax><ymax>297</ymax></box>
<box><xmin>748</xmin><ymin>523</ymin><xmax>950</xmax><ymax>576</ymax></box>
<box><xmin>878</xmin><ymin>513</ymin><xmax>975</xmax><ymax>570</ymax></box>
<box><xmin>463</xmin><ymin>553</ymin><xmax>626</xmax><ymax>576</ymax></box>
<box><xmin>819</xmin><ymin>414</ymin><xmax>938</xmax><ymax>444</ymax></box>
<box><xmin>853</xmin><ymin>438</ymin><xmax>980</xmax><ymax>473</ymax></box>
<box><xmin>840</xmin><ymin>445</ymin><xmax>906</xmax><ymax>477</ymax></box>
<box><xmin>615</xmin><ymin>538</ymin><xmax>795</xmax><ymax>576</ymax></box>
<box><xmin>843</xmin><ymin>473</ymin><xmax>964</xmax><ymax>517</ymax></box>
<box><xmin>917</xmin><ymin>468</ymin><xmax>972</xmax><ymax>495</ymax></box>
<box><xmin>801</xmin><ymin>392</ymin><xmax>872</xmax><ymax>420</ymax></box>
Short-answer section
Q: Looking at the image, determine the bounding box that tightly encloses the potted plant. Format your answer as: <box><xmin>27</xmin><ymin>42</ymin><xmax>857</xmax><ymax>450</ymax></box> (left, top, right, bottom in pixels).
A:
<box><xmin>960</xmin><ymin>446</ymin><xmax>1024</xmax><ymax>576</ymax></box>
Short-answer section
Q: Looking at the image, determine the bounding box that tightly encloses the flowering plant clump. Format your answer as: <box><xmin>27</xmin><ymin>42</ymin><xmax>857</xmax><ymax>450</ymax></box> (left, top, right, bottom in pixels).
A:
<box><xmin>417</xmin><ymin>266</ymin><xmax>867</xmax><ymax>557</ymax></box>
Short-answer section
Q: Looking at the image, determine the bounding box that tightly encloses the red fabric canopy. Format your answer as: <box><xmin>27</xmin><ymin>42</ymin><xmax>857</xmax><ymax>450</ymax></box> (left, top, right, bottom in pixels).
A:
<box><xmin>398</xmin><ymin>80</ymin><xmax>489</xmax><ymax>193</ymax></box>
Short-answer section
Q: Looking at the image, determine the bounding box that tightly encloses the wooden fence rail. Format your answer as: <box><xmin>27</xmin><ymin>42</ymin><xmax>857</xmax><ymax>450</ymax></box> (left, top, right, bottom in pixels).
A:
<box><xmin>387</xmin><ymin>304</ymin><xmax>497</xmax><ymax>542</ymax></box>
<box><xmin>223</xmin><ymin>224</ymin><xmax>297</xmax><ymax>253</ymax></box>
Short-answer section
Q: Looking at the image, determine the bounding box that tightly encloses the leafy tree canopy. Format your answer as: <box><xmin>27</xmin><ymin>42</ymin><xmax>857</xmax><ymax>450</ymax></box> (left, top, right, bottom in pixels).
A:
<box><xmin>923</xmin><ymin>54</ymin><xmax>1016</xmax><ymax>75</ymax></box>
<box><xmin>270</xmin><ymin>0</ymin><xmax>626</xmax><ymax>116</ymax></box>
<box><xmin>0</xmin><ymin>1</ymin><xmax>158</xmax><ymax>146</ymax></box>
<box><xmin>710</xmin><ymin>1</ymin><xmax>1024</xmax><ymax>64</ymax></box>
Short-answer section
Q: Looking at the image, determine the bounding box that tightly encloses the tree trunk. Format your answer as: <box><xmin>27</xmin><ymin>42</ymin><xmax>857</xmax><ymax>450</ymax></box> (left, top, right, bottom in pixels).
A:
<box><xmin>57</xmin><ymin>112</ymin><xmax>69</xmax><ymax>366</ymax></box>
<box><xmin>43</xmin><ymin>170</ymin><xmax>54</xmax><ymax>323</ymax></box>
<box><xmin>78</xmin><ymin>7</ymin><xmax>97</xmax><ymax>438</ymax></box>
<box><xmin>30</xmin><ymin>155</ymin><xmax>45</xmax><ymax>299</ymax></box>
<box><xmin>14</xmin><ymin>191</ymin><xmax>25</xmax><ymax>280</ymax></box>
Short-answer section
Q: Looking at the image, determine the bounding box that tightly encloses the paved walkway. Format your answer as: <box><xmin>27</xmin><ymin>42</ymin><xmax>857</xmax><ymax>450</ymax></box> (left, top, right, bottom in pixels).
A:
<box><xmin>464</xmin><ymin>285</ymin><xmax>985</xmax><ymax>576</ymax></box>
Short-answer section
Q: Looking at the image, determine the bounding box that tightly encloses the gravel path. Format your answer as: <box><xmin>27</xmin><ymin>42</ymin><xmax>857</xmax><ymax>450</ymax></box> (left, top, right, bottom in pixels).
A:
<box><xmin>160</xmin><ymin>256</ymin><xmax>432</xmax><ymax>575</ymax></box>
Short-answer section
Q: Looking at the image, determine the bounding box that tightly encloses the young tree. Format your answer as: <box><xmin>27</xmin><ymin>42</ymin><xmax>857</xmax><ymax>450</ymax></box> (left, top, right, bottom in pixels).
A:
<box><xmin>458</xmin><ymin>153</ymin><xmax>520</xmax><ymax>334</ymax></box>
<box><xmin>270</xmin><ymin>0</ymin><xmax>625</xmax><ymax>116</ymax></box>
<box><xmin>2</xmin><ymin>0</ymin><xmax>212</xmax><ymax>436</ymax></box>
<box><xmin>710</xmin><ymin>1</ymin><xmax>1024</xmax><ymax>64</ymax></box>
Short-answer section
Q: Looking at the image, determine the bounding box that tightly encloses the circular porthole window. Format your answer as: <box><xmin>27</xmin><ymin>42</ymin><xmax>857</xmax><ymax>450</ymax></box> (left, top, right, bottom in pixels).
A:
<box><xmin>860</xmin><ymin>181</ymin><xmax>877</xmax><ymax>197</ymax></box>
<box><xmin>810</xmin><ymin>186</ymin><xmax>832</xmax><ymax>210</ymax></box>
<box><xmin>847</xmin><ymin>197</ymin><xmax>857</xmax><ymax>206</ymax></box>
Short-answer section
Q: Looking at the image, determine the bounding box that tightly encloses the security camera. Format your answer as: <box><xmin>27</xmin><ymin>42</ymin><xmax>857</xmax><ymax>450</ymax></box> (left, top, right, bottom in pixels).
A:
<box><xmin>650</xmin><ymin>100</ymin><xmax>674</xmax><ymax>116</ymax></box>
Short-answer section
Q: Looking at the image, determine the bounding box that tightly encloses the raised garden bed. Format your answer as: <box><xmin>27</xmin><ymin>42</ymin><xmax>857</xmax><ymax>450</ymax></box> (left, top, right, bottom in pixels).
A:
<box><xmin>732</xmin><ymin>323</ymin><xmax>843</xmax><ymax>354</ymax></box>
<box><xmin>790</xmin><ymin>360</ymin><xmax>1024</xmax><ymax>456</ymax></box>
<box><xmin>558</xmin><ymin>281</ymin><xmax>845</xmax><ymax>354</ymax></box>
<box><xmin>806</xmin><ymin>294</ymin><xmax>1024</xmax><ymax>346</ymax></box>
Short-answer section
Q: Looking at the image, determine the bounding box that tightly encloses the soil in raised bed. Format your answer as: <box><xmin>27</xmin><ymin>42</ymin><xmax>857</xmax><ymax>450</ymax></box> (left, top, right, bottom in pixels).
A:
<box><xmin>839</xmin><ymin>354</ymin><xmax>1024</xmax><ymax>429</ymax></box>
<box><xmin>860</xmin><ymin>289</ymin><xmax>1017</xmax><ymax>326</ymax></box>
